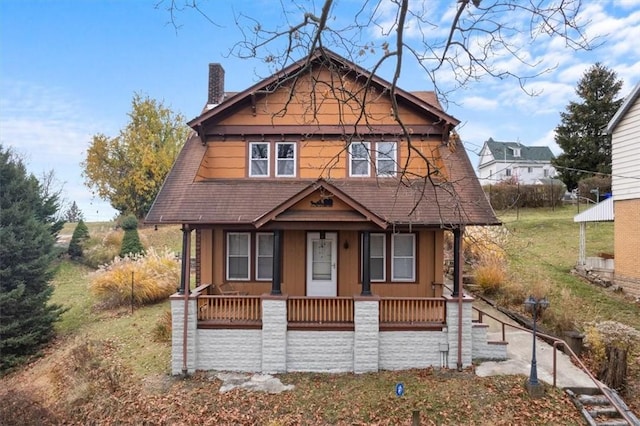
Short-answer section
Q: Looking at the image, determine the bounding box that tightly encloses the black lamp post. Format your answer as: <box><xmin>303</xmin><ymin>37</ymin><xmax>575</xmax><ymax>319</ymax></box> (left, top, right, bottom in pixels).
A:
<box><xmin>523</xmin><ymin>295</ymin><xmax>549</xmax><ymax>397</ymax></box>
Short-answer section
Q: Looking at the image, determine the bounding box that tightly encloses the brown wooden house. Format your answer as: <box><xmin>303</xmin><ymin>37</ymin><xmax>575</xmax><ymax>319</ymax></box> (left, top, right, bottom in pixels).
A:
<box><xmin>146</xmin><ymin>49</ymin><xmax>504</xmax><ymax>375</ymax></box>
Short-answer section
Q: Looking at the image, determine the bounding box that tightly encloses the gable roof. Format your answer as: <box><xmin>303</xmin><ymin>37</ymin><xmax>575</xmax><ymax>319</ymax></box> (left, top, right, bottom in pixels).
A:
<box><xmin>482</xmin><ymin>139</ymin><xmax>555</xmax><ymax>162</ymax></box>
<box><xmin>607</xmin><ymin>82</ymin><xmax>640</xmax><ymax>133</ymax></box>
<box><xmin>188</xmin><ymin>48</ymin><xmax>459</xmax><ymax>131</ymax></box>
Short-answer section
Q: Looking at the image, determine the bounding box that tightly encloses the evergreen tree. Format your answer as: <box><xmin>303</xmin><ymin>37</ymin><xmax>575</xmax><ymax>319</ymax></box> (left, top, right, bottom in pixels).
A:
<box><xmin>119</xmin><ymin>215</ymin><xmax>145</xmax><ymax>258</ymax></box>
<box><xmin>552</xmin><ymin>63</ymin><xmax>623</xmax><ymax>190</ymax></box>
<box><xmin>64</xmin><ymin>201</ymin><xmax>84</xmax><ymax>223</ymax></box>
<box><xmin>0</xmin><ymin>146</ymin><xmax>64</xmax><ymax>372</ymax></box>
<box><xmin>68</xmin><ymin>220</ymin><xmax>90</xmax><ymax>259</ymax></box>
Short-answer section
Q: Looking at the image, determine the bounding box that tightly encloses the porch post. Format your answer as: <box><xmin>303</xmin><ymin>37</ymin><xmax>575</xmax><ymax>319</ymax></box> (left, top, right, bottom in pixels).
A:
<box><xmin>361</xmin><ymin>231</ymin><xmax>371</xmax><ymax>296</ymax></box>
<box><xmin>271</xmin><ymin>230</ymin><xmax>282</xmax><ymax>295</ymax></box>
<box><xmin>179</xmin><ymin>225</ymin><xmax>192</xmax><ymax>294</ymax></box>
<box><xmin>452</xmin><ymin>227</ymin><xmax>461</xmax><ymax>297</ymax></box>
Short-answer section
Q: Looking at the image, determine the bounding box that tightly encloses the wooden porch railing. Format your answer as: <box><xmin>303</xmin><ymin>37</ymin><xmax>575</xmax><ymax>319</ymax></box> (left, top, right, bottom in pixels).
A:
<box><xmin>287</xmin><ymin>297</ymin><xmax>354</xmax><ymax>326</ymax></box>
<box><xmin>197</xmin><ymin>295</ymin><xmax>262</xmax><ymax>324</ymax></box>
<box><xmin>379</xmin><ymin>297</ymin><xmax>446</xmax><ymax>324</ymax></box>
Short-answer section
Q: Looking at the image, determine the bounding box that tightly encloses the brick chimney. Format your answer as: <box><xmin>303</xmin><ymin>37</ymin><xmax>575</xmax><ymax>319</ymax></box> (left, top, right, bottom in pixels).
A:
<box><xmin>207</xmin><ymin>63</ymin><xmax>225</xmax><ymax>107</ymax></box>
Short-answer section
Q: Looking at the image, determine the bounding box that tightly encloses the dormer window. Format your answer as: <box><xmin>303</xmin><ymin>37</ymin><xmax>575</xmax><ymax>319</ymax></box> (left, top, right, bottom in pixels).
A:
<box><xmin>510</xmin><ymin>147</ymin><xmax>521</xmax><ymax>157</ymax></box>
<box><xmin>249</xmin><ymin>141</ymin><xmax>297</xmax><ymax>177</ymax></box>
<box><xmin>276</xmin><ymin>142</ymin><xmax>296</xmax><ymax>177</ymax></box>
<box><xmin>349</xmin><ymin>141</ymin><xmax>397</xmax><ymax>177</ymax></box>
<box><xmin>376</xmin><ymin>142</ymin><xmax>397</xmax><ymax>176</ymax></box>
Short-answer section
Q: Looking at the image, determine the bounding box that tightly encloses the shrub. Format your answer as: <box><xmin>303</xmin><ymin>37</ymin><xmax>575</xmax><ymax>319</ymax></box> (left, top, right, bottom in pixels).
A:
<box><xmin>152</xmin><ymin>310</ymin><xmax>172</xmax><ymax>342</ymax></box>
<box><xmin>68</xmin><ymin>220</ymin><xmax>90</xmax><ymax>258</ymax></box>
<box><xmin>119</xmin><ymin>215</ymin><xmax>144</xmax><ymax>258</ymax></box>
<box><xmin>82</xmin><ymin>230</ymin><xmax>122</xmax><ymax>269</ymax></box>
<box><xmin>89</xmin><ymin>248</ymin><xmax>179</xmax><ymax>308</ymax></box>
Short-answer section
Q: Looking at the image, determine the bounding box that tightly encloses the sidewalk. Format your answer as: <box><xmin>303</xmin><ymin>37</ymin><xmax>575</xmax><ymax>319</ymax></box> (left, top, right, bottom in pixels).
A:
<box><xmin>473</xmin><ymin>298</ymin><xmax>599</xmax><ymax>391</ymax></box>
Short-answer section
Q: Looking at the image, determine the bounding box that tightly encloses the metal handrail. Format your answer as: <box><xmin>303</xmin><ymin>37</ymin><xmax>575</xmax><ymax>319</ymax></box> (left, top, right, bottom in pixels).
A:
<box><xmin>473</xmin><ymin>306</ymin><xmax>635</xmax><ymax>425</ymax></box>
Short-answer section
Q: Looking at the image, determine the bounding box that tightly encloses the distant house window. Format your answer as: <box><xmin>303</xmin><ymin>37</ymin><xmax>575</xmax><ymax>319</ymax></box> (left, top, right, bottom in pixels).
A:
<box><xmin>511</xmin><ymin>147</ymin><xmax>521</xmax><ymax>157</ymax></box>
<box><xmin>544</xmin><ymin>169</ymin><xmax>549</xmax><ymax>177</ymax></box>
<box><xmin>392</xmin><ymin>234</ymin><xmax>415</xmax><ymax>281</ymax></box>
<box><xmin>528</xmin><ymin>167</ymin><xmax>533</xmax><ymax>173</ymax></box>
<box><xmin>350</xmin><ymin>142</ymin><xmax>371</xmax><ymax>176</ymax></box>
<box><xmin>250</xmin><ymin>142</ymin><xmax>269</xmax><ymax>177</ymax></box>
<box><xmin>376</xmin><ymin>142</ymin><xmax>397</xmax><ymax>176</ymax></box>
<box><xmin>505</xmin><ymin>168</ymin><xmax>512</xmax><ymax>177</ymax></box>
<box><xmin>256</xmin><ymin>233</ymin><xmax>273</xmax><ymax>280</ymax></box>
<box><xmin>227</xmin><ymin>233</ymin><xmax>250</xmax><ymax>280</ymax></box>
<box><xmin>276</xmin><ymin>142</ymin><xmax>296</xmax><ymax>177</ymax></box>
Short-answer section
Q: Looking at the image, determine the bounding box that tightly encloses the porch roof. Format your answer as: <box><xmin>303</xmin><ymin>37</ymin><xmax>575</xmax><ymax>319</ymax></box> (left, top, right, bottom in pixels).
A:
<box><xmin>145</xmin><ymin>134</ymin><xmax>500</xmax><ymax>228</ymax></box>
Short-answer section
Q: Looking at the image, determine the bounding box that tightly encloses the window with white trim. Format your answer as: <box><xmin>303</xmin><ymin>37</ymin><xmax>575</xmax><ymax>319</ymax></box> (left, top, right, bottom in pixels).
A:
<box><xmin>392</xmin><ymin>234</ymin><xmax>415</xmax><ymax>281</ymax></box>
<box><xmin>276</xmin><ymin>142</ymin><xmax>296</xmax><ymax>177</ymax></box>
<box><xmin>349</xmin><ymin>141</ymin><xmax>370</xmax><ymax>176</ymax></box>
<box><xmin>249</xmin><ymin>142</ymin><xmax>269</xmax><ymax>177</ymax></box>
<box><xmin>227</xmin><ymin>233</ymin><xmax>250</xmax><ymax>280</ymax></box>
<box><xmin>376</xmin><ymin>142</ymin><xmax>396</xmax><ymax>176</ymax></box>
<box><xmin>369</xmin><ymin>234</ymin><xmax>386</xmax><ymax>281</ymax></box>
<box><xmin>256</xmin><ymin>233</ymin><xmax>274</xmax><ymax>280</ymax></box>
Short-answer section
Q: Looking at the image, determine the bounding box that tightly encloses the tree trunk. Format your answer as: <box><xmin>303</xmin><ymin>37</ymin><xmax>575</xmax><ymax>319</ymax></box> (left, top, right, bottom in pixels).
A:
<box><xmin>598</xmin><ymin>346</ymin><xmax>627</xmax><ymax>391</ymax></box>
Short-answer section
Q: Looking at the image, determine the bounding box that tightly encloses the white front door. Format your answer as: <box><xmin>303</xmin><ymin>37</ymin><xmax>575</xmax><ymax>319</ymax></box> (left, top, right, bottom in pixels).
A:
<box><xmin>306</xmin><ymin>232</ymin><xmax>337</xmax><ymax>296</ymax></box>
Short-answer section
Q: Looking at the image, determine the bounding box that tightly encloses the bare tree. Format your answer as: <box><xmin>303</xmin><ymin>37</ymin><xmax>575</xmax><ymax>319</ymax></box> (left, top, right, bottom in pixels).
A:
<box><xmin>158</xmin><ymin>0</ymin><xmax>591</xmax><ymax>221</ymax></box>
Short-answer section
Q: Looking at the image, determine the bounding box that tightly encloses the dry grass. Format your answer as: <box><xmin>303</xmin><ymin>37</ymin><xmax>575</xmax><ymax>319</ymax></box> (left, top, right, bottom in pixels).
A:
<box><xmin>89</xmin><ymin>248</ymin><xmax>179</xmax><ymax>308</ymax></box>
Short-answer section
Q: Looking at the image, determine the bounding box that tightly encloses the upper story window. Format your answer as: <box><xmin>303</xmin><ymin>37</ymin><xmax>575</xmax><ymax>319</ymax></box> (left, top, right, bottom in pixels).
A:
<box><xmin>350</xmin><ymin>141</ymin><xmax>397</xmax><ymax>177</ymax></box>
<box><xmin>276</xmin><ymin>142</ymin><xmax>296</xmax><ymax>177</ymax></box>
<box><xmin>376</xmin><ymin>142</ymin><xmax>397</xmax><ymax>176</ymax></box>
<box><xmin>250</xmin><ymin>142</ymin><xmax>269</xmax><ymax>177</ymax></box>
<box><xmin>349</xmin><ymin>141</ymin><xmax>371</xmax><ymax>177</ymax></box>
<box><xmin>510</xmin><ymin>147</ymin><xmax>521</xmax><ymax>157</ymax></box>
<box><xmin>249</xmin><ymin>141</ymin><xmax>296</xmax><ymax>177</ymax></box>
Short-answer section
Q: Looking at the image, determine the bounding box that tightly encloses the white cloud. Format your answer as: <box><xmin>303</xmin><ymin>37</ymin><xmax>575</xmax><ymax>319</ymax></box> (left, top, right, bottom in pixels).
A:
<box><xmin>461</xmin><ymin>96</ymin><xmax>498</xmax><ymax>110</ymax></box>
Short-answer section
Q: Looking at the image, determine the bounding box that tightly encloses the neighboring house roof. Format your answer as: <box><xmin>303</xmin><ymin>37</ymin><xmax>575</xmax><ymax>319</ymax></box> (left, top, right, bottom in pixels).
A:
<box><xmin>607</xmin><ymin>82</ymin><xmax>640</xmax><ymax>133</ymax></box>
<box><xmin>481</xmin><ymin>139</ymin><xmax>555</xmax><ymax>163</ymax></box>
<box><xmin>573</xmin><ymin>197</ymin><xmax>614</xmax><ymax>223</ymax></box>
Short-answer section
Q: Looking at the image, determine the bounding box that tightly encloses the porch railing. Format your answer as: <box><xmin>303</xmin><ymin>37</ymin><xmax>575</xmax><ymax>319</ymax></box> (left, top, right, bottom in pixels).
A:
<box><xmin>287</xmin><ymin>297</ymin><xmax>354</xmax><ymax>326</ymax></box>
<box><xmin>379</xmin><ymin>297</ymin><xmax>446</xmax><ymax>324</ymax></box>
<box><xmin>197</xmin><ymin>295</ymin><xmax>262</xmax><ymax>324</ymax></box>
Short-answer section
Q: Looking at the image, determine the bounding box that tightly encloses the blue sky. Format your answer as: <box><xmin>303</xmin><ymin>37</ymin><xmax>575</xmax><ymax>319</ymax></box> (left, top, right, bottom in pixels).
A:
<box><xmin>1</xmin><ymin>0</ymin><xmax>639</xmax><ymax>221</ymax></box>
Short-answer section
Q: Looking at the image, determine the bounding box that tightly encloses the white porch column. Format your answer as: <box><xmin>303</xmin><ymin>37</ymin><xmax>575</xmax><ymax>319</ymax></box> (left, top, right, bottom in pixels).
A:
<box><xmin>261</xmin><ymin>295</ymin><xmax>288</xmax><ymax>373</ymax></box>
<box><xmin>354</xmin><ymin>296</ymin><xmax>380</xmax><ymax>373</ymax></box>
<box><xmin>444</xmin><ymin>295</ymin><xmax>474</xmax><ymax>369</ymax></box>
<box><xmin>170</xmin><ymin>294</ymin><xmax>198</xmax><ymax>375</ymax></box>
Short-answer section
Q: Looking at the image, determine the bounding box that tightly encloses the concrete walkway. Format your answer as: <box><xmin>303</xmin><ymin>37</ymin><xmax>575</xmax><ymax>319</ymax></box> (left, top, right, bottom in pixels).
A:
<box><xmin>473</xmin><ymin>299</ymin><xmax>599</xmax><ymax>391</ymax></box>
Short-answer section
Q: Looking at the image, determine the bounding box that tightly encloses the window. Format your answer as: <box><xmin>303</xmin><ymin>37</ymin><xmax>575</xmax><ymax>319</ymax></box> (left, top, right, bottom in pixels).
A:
<box><xmin>376</xmin><ymin>142</ymin><xmax>396</xmax><ymax>176</ymax></box>
<box><xmin>505</xmin><ymin>168</ymin><xmax>511</xmax><ymax>177</ymax></box>
<box><xmin>527</xmin><ymin>167</ymin><xmax>533</xmax><ymax>173</ymax></box>
<box><xmin>392</xmin><ymin>234</ymin><xmax>415</xmax><ymax>281</ymax></box>
<box><xmin>370</xmin><ymin>234</ymin><xmax>386</xmax><ymax>281</ymax></box>
<box><xmin>249</xmin><ymin>142</ymin><xmax>269</xmax><ymax>177</ymax></box>
<box><xmin>227</xmin><ymin>233</ymin><xmax>250</xmax><ymax>280</ymax></box>
<box><xmin>349</xmin><ymin>141</ymin><xmax>370</xmax><ymax>176</ymax></box>
<box><xmin>256</xmin><ymin>233</ymin><xmax>274</xmax><ymax>280</ymax></box>
<box><xmin>276</xmin><ymin>142</ymin><xmax>296</xmax><ymax>177</ymax></box>
<box><xmin>544</xmin><ymin>169</ymin><xmax>549</xmax><ymax>177</ymax></box>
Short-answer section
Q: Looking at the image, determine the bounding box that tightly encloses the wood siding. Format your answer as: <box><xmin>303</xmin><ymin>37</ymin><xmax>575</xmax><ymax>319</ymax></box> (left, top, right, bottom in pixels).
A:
<box><xmin>196</xmin><ymin>227</ymin><xmax>443</xmax><ymax>298</ymax></box>
<box><xmin>611</xmin><ymin>94</ymin><xmax>640</xmax><ymax>201</ymax></box>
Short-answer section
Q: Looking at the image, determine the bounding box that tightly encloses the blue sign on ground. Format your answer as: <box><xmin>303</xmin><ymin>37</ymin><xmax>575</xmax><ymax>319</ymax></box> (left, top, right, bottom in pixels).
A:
<box><xmin>395</xmin><ymin>382</ymin><xmax>404</xmax><ymax>397</ymax></box>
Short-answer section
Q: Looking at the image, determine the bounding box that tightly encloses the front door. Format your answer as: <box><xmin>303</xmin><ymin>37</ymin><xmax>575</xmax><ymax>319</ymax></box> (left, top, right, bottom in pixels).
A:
<box><xmin>306</xmin><ymin>232</ymin><xmax>337</xmax><ymax>296</ymax></box>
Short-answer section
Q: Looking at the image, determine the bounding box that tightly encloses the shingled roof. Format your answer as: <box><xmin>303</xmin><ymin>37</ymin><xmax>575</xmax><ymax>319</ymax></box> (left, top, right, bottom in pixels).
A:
<box><xmin>146</xmin><ymin>49</ymin><xmax>499</xmax><ymax>228</ymax></box>
<box><xmin>483</xmin><ymin>139</ymin><xmax>555</xmax><ymax>162</ymax></box>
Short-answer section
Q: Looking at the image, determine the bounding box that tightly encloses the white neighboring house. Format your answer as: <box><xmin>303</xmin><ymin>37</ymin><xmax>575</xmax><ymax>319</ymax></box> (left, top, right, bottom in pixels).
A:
<box><xmin>478</xmin><ymin>138</ymin><xmax>557</xmax><ymax>185</ymax></box>
<box><xmin>606</xmin><ymin>82</ymin><xmax>640</xmax><ymax>298</ymax></box>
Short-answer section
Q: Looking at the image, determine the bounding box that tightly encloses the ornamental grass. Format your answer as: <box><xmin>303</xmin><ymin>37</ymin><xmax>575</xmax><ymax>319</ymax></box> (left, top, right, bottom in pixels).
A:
<box><xmin>89</xmin><ymin>248</ymin><xmax>179</xmax><ymax>308</ymax></box>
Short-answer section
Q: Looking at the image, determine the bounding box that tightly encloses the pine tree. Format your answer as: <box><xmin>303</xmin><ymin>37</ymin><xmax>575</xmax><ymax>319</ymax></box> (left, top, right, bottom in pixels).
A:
<box><xmin>64</xmin><ymin>201</ymin><xmax>84</xmax><ymax>223</ymax></box>
<box><xmin>119</xmin><ymin>215</ymin><xmax>145</xmax><ymax>258</ymax></box>
<box><xmin>552</xmin><ymin>63</ymin><xmax>623</xmax><ymax>191</ymax></box>
<box><xmin>68</xmin><ymin>220</ymin><xmax>90</xmax><ymax>259</ymax></box>
<box><xmin>0</xmin><ymin>146</ymin><xmax>65</xmax><ymax>372</ymax></box>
